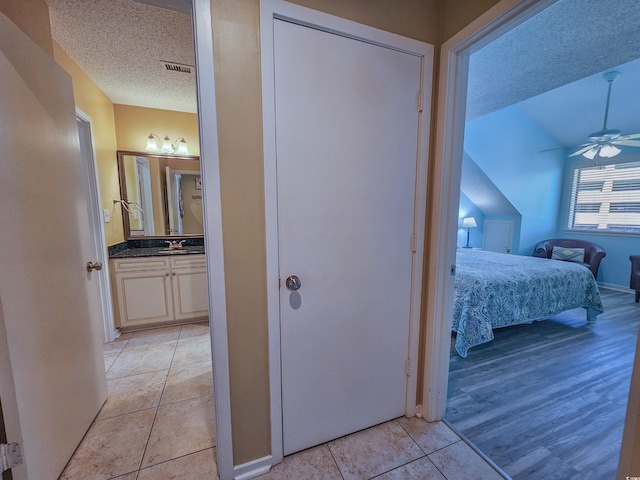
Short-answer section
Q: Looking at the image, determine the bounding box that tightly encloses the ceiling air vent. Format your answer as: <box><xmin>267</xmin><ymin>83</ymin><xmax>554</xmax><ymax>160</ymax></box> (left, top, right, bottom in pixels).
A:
<box><xmin>161</xmin><ymin>61</ymin><xmax>193</xmax><ymax>74</ymax></box>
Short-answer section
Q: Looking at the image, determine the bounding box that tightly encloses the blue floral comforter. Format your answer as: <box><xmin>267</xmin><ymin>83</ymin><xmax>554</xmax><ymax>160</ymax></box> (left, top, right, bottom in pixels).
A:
<box><xmin>452</xmin><ymin>248</ymin><xmax>603</xmax><ymax>357</ymax></box>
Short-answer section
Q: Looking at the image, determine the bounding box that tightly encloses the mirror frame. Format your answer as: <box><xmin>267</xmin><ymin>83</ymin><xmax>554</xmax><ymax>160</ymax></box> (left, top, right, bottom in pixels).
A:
<box><xmin>116</xmin><ymin>150</ymin><xmax>202</xmax><ymax>240</ymax></box>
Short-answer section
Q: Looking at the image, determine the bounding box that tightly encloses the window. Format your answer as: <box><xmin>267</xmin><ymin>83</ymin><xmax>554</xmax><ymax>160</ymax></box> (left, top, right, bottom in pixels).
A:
<box><xmin>568</xmin><ymin>160</ymin><xmax>640</xmax><ymax>233</ymax></box>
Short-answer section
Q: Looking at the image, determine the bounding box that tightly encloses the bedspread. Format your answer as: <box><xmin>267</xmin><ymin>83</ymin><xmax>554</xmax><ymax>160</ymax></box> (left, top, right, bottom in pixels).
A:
<box><xmin>452</xmin><ymin>248</ymin><xmax>603</xmax><ymax>357</ymax></box>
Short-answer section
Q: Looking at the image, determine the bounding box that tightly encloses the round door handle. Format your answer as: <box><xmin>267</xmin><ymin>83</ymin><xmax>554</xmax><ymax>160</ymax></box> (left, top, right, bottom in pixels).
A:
<box><xmin>86</xmin><ymin>261</ymin><xmax>103</xmax><ymax>272</ymax></box>
<box><xmin>286</xmin><ymin>275</ymin><xmax>301</xmax><ymax>291</ymax></box>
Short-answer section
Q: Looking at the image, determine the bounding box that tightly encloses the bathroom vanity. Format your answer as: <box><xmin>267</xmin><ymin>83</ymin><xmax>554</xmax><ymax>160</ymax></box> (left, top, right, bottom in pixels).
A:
<box><xmin>110</xmin><ymin>252</ymin><xmax>208</xmax><ymax>330</ymax></box>
<box><xmin>110</xmin><ymin>150</ymin><xmax>208</xmax><ymax>331</ymax></box>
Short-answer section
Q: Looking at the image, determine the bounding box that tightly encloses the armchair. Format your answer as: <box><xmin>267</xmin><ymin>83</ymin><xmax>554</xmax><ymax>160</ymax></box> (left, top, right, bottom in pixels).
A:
<box><xmin>630</xmin><ymin>255</ymin><xmax>640</xmax><ymax>303</ymax></box>
<box><xmin>534</xmin><ymin>238</ymin><xmax>606</xmax><ymax>279</ymax></box>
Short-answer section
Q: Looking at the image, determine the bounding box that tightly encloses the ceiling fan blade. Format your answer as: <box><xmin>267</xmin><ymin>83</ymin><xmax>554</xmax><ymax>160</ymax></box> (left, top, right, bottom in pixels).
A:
<box><xmin>620</xmin><ymin>133</ymin><xmax>640</xmax><ymax>140</ymax></box>
<box><xmin>569</xmin><ymin>144</ymin><xmax>597</xmax><ymax>157</ymax></box>
<box><xmin>615</xmin><ymin>139</ymin><xmax>640</xmax><ymax>147</ymax></box>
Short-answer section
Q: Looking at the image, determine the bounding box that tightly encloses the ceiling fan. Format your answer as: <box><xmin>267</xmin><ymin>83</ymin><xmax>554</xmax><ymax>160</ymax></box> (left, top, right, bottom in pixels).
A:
<box><xmin>569</xmin><ymin>71</ymin><xmax>640</xmax><ymax>160</ymax></box>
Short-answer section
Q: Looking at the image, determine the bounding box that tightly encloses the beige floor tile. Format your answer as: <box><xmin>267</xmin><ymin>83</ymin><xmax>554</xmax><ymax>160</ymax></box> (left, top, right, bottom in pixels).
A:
<box><xmin>124</xmin><ymin>325</ymin><xmax>182</xmax><ymax>350</ymax></box>
<box><xmin>161</xmin><ymin>361</ymin><xmax>213</xmax><ymax>405</ymax></box>
<box><xmin>179</xmin><ymin>322</ymin><xmax>210</xmax><ymax>340</ymax></box>
<box><xmin>107</xmin><ymin>343</ymin><xmax>176</xmax><ymax>379</ymax></box>
<box><xmin>258</xmin><ymin>445</ymin><xmax>342</xmax><ymax>480</ymax></box>
<box><xmin>142</xmin><ymin>394</ymin><xmax>216</xmax><ymax>468</ymax></box>
<box><xmin>171</xmin><ymin>336</ymin><xmax>212</xmax><ymax>367</ymax></box>
<box><xmin>137</xmin><ymin>448</ymin><xmax>218</xmax><ymax>480</ymax></box>
<box><xmin>328</xmin><ymin>420</ymin><xmax>424</xmax><ymax>480</ymax></box>
<box><xmin>98</xmin><ymin>370</ymin><xmax>168</xmax><ymax>420</ymax></box>
<box><xmin>59</xmin><ymin>409</ymin><xmax>155</xmax><ymax>480</ymax></box>
<box><xmin>428</xmin><ymin>440</ymin><xmax>503</xmax><ymax>480</ymax></box>
<box><xmin>104</xmin><ymin>353</ymin><xmax>118</xmax><ymax>372</ymax></box>
<box><xmin>397</xmin><ymin>417</ymin><xmax>460</xmax><ymax>454</ymax></box>
<box><xmin>102</xmin><ymin>335</ymin><xmax>131</xmax><ymax>355</ymax></box>
<box><xmin>111</xmin><ymin>474</ymin><xmax>138</xmax><ymax>480</ymax></box>
<box><xmin>376</xmin><ymin>457</ymin><xmax>446</xmax><ymax>480</ymax></box>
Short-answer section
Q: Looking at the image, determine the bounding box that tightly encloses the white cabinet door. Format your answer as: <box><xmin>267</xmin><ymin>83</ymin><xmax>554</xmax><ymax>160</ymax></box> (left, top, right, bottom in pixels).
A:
<box><xmin>172</xmin><ymin>267</ymin><xmax>209</xmax><ymax>321</ymax></box>
<box><xmin>114</xmin><ymin>269</ymin><xmax>174</xmax><ymax>327</ymax></box>
<box><xmin>111</xmin><ymin>255</ymin><xmax>208</xmax><ymax>328</ymax></box>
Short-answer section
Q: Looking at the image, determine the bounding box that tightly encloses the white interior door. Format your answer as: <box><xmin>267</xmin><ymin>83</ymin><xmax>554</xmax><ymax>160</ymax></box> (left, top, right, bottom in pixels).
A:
<box><xmin>483</xmin><ymin>220</ymin><xmax>514</xmax><ymax>253</ymax></box>
<box><xmin>77</xmin><ymin>114</ymin><xmax>116</xmax><ymax>343</ymax></box>
<box><xmin>274</xmin><ymin>19</ymin><xmax>422</xmax><ymax>455</ymax></box>
<box><xmin>0</xmin><ymin>12</ymin><xmax>107</xmax><ymax>479</ymax></box>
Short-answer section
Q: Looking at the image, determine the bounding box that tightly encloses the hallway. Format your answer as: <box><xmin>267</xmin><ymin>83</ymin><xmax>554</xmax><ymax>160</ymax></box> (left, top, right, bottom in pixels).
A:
<box><xmin>60</xmin><ymin>322</ymin><xmax>504</xmax><ymax>479</ymax></box>
<box><xmin>61</xmin><ymin>323</ymin><xmax>216</xmax><ymax>479</ymax></box>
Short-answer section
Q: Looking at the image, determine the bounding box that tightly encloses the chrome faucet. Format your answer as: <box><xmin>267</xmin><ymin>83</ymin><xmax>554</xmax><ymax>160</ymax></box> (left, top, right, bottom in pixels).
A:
<box><xmin>165</xmin><ymin>240</ymin><xmax>186</xmax><ymax>250</ymax></box>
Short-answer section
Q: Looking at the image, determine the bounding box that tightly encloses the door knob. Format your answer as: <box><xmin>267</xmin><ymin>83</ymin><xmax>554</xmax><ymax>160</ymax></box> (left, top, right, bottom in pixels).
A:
<box><xmin>86</xmin><ymin>261</ymin><xmax>103</xmax><ymax>272</ymax></box>
<box><xmin>285</xmin><ymin>275</ymin><xmax>301</xmax><ymax>291</ymax></box>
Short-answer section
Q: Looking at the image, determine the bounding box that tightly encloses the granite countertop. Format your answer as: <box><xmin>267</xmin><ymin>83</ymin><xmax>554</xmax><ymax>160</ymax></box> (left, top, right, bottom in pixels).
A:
<box><xmin>109</xmin><ymin>246</ymin><xmax>205</xmax><ymax>258</ymax></box>
<box><xmin>108</xmin><ymin>239</ymin><xmax>205</xmax><ymax>259</ymax></box>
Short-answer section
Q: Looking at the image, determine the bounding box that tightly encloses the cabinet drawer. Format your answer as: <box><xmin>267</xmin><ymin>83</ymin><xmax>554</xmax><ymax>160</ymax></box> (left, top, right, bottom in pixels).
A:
<box><xmin>171</xmin><ymin>254</ymin><xmax>206</xmax><ymax>269</ymax></box>
<box><xmin>111</xmin><ymin>257</ymin><xmax>170</xmax><ymax>272</ymax></box>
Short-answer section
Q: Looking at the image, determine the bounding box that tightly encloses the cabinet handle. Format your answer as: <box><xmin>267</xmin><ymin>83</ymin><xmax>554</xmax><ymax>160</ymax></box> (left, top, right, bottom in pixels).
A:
<box><xmin>165</xmin><ymin>272</ymin><xmax>170</xmax><ymax>276</ymax></box>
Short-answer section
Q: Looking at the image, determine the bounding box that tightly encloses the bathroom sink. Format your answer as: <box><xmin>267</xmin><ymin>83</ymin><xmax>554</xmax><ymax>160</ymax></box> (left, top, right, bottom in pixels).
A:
<box><xmin>158</xmin><ymin>249</ymin><xmax>190</xmax><ymax>255</ymax></box>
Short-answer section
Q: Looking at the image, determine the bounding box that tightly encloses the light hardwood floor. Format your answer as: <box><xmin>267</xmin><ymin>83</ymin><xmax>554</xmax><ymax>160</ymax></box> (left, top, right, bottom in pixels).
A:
<box><xmin>446</xmin><ymin>288</ymin><xmax>640</xmax><ymax>480</ymax></box>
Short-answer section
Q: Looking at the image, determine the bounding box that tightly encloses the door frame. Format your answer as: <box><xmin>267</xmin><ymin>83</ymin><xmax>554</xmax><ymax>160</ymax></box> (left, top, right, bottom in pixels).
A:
<box><xmin>191</xmin><ymin>0</ymin><xmax>235</xmax><ymax>479</ymax></box>
<box><xmin>260</xmin><ymin>0</ymin><xmax>433</xmax><ymax>470</ymax></box>
<box><xmin>423</xmin><ymin>0</ymin><xmax>560</xmax><ymax>421</ymax></box>
<box><xmin>76</xmin><ymin>109</ymin><xmax>117</xmax><ymax>343</ymax></box>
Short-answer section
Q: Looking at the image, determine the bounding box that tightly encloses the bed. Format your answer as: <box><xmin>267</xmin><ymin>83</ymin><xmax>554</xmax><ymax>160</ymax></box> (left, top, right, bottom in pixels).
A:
<box><xmin>452</xmin><ymin>248</ymin><xmax>604</xmax><ymax>357</ymax></box>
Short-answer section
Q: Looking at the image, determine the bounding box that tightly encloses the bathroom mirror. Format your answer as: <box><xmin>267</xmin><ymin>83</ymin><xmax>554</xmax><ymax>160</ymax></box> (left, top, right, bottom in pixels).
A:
<box><xmin>117</xmin><ymin>151</ymin><xmax>203</xmax><ymax>238</ymax></box>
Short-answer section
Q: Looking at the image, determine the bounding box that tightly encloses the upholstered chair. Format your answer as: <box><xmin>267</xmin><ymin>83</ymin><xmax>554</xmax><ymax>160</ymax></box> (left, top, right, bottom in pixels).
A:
<box><xmin>630</xmin><ymin>255</ymin><xmax>640</xmax><ymax>303</ymax></box>
<box><xmin>534</xmin><ymin>238</ymin><xmax>606</xmax><ymax>279</ymax></box>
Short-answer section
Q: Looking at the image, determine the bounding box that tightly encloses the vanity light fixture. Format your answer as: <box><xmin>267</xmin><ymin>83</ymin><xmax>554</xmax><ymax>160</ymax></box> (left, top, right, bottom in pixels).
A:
<box><xmin>145</xmin><ymin>133</ymin><xmax>189</xmax><ymax>155</ymax></box>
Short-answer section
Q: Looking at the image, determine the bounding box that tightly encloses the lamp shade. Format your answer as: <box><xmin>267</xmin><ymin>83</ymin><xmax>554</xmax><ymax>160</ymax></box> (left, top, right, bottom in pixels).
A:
<box><xmin>462</xmin><ymin>217</ymin><xmax>477</xmax><ymax>228</ymax></box>
<box><xmin>145</xmin><ymin>134</ymin><xmax>159</xmax><ymax>151</ymax></box>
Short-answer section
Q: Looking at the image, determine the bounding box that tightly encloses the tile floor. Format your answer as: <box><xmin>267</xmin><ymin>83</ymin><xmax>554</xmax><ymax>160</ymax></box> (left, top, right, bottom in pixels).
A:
<box><xmin>61</xmin><ymin>323</ymin><xmax>505</xmax><ymax>480</ymax></box>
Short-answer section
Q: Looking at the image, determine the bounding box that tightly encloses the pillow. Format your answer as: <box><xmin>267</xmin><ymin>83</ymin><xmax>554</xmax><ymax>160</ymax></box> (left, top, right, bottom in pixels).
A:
<box><xmin>551</xmin><ymin>246</ymin><xmax>585</xmax><ymax>263</ymax></box>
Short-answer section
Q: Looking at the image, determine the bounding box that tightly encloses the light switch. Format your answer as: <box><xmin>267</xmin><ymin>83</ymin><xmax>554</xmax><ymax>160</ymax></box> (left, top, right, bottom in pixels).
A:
<box><xmin>103</xmin><ymin>209</ymin><xmax>111</xmax><ymax>223</ymax></box>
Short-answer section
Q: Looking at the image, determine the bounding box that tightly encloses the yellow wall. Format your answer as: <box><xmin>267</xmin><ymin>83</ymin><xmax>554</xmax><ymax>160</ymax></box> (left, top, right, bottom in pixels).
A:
<box><xmin>53</xmin><ymin>42</ymin><xmax>123</xmax><ymax>246</ymax></box>
<box><xmin>41</xmin><ymin>49</ymin><xmax>201</xmax><ymax>246</ymax></box>
<box><xmin>0</xmin><ymin>0</ymin><xmax>53</xmax><ymax>55</ymax></box>
<box><xmin>113</xmin><ymin>104</ymin><xmax>199</xmax><ymax>155</ymax></box>
<box><xmin>209</xmin><ymin>0</ymin><xmax>461</xmax><ymax>465</ymax></box>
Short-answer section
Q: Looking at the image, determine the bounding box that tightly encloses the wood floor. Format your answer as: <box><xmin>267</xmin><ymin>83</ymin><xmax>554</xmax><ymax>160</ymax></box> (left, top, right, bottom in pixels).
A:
<box><xmin>445</xmin><ymin>288</ymin><xmax>640</xmax><ymax>480</ymax></box>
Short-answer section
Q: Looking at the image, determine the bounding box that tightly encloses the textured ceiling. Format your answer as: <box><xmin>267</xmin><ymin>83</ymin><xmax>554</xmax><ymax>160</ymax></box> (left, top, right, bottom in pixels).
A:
<box><xmin>45</xmin><ymin>0</ymin><xmax>196</xmax><ymax>113</ymax></box>
<box><xmin>467</xmin><ymin>0</ymin><xmax>640</xmax><ymax>124</ymax></box>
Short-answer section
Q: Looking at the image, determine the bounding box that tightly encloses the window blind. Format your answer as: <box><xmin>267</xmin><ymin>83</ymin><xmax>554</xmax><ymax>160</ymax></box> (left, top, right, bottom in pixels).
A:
<box><xmin>568</xmin><ymin>160</ymin><xmax>640</xmax><ymax>233</ymax></box>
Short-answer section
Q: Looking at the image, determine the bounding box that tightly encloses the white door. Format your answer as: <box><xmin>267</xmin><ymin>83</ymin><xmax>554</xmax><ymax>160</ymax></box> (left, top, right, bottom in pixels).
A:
<box><xmin>0</xmin><ymin>12</ymin><xmax>107</xmax><ymax>480</ymax></box>
<box><xmin>275</xmin><ymin>19</ymin><xmax>422</xmax><ymax>455</ymax></box>
<box><xmin>483</xmin><ymin>220</ymin><xmax>514</xmax><ymax>253</ymax></box>
<box><xmin>77</xmin><ymin>115</ymin><xmax>116</xmax><ymax>343</ymax></box>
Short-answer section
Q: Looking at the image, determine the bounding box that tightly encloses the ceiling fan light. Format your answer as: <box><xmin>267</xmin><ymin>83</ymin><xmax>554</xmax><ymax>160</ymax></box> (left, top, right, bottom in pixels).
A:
<box><xmin>600</xmin><ymin>144</ymin><xmax>621</xmax><ymax>158</ymax></box>
<box><xmin>583</xmin><ymin>147</ymin><xmax>598</xmax><ymax>160</ymax></box>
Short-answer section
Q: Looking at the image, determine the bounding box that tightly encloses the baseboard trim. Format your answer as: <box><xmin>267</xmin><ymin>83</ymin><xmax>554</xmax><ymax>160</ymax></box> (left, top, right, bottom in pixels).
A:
<box><xmin>233</xmin><ymin>456</ymin><xmax>273</xmax><ymax>480</ymax></box>
<box><xmin>443</xmin><ymin>419</ymin><xmax>512</xmax><ymax>480</ymax></box>
<box><xmin>598</xmin><ymin>282</ymin><xmax>633</xmax><ymax>294</ymax></box>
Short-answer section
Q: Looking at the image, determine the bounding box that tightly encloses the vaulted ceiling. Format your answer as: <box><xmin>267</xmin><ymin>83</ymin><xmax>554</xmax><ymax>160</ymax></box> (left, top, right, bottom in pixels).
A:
<box><xmin>467</xmin><ymin>0</ymin><xmax>640</xmax><ymax>149</ymax></box>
